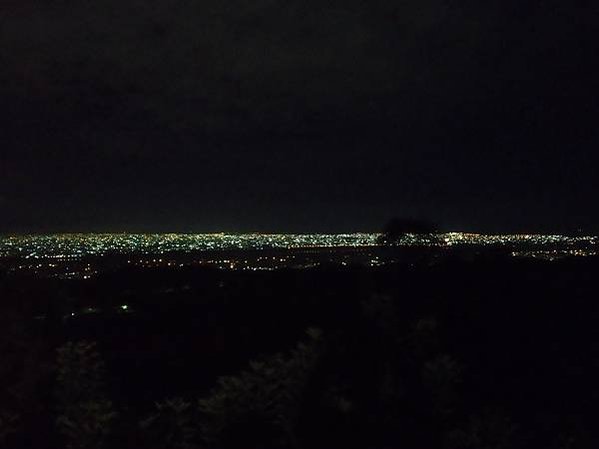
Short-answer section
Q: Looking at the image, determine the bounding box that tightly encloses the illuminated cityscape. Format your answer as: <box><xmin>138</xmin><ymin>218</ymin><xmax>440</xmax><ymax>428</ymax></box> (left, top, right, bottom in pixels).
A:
<box><xmin>0</xmin><ymin>232</ymin><xmax>596</xmax><ymax>279</ymax></box>
<box><xmin>0</xmin><ymin>233</ymin><xmax>379</xmax><ymax>258</ymax></box>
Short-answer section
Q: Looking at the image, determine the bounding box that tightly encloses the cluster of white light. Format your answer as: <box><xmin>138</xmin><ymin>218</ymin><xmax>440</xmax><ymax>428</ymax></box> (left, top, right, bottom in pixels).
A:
<box><xmin>389</xmin><ymin>232</ymin><xmax>598</xmax><ymax>247</ymax></box>
<box><xmin>511</xmin><ymin>249</ymin><xmax>598</xmax><ymax>261</ymax></box>
<box><xmin>0</xmin><ymin>232</ymin><xmax>596</xmax><ymax>260</ymax></box>
<box><xmin>0</xmin><ymin>233</ymin><xmax>380</xmax><ymax>259</ymax></box>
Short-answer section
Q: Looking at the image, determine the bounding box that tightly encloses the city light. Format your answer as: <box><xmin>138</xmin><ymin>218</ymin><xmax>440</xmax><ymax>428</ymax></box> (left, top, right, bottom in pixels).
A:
<box><xmin>0</xmin><ymin>232</ymin><xmax>596</xmax><ymax>279</ymax></box>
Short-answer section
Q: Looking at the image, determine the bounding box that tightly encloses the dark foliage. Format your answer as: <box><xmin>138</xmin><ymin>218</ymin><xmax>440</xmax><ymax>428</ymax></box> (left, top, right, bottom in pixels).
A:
<box><xmin>379</xmin><ymin>217</ymin><xmax>439</xmax><ymax>244</ymax></box>
<box><xmin>1</xmin><ymin>255</ymin><xmax>599</xmax><ymax>448</ymax></box>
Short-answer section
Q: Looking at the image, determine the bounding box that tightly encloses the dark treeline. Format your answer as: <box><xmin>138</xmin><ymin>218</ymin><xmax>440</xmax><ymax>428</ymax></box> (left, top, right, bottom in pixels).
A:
<box><xmin>1</xmin><ymin>254</ymin><xmax>599</xmax><ymax>449</ymax></box>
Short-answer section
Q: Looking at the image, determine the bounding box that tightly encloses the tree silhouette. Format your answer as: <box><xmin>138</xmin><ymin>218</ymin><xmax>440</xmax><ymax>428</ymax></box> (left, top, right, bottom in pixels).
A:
<box><xmin>379</xmin><ymin>217</ymin><xmax>439</xmax><ymax>245</ymax></box>
<box><xmin>140</xmin><ymin>398</ymin><xmax>198</xmax><ymax>449</ymax></box>
<box><xmin>55</xmin><ymin>341</ymin><xmax>117</xmax><ymax>449</ymax></box>
<box><xmin>198</xmin><ymin>328</ymin><xmax>323</xmax><ymax>449</ymax></box>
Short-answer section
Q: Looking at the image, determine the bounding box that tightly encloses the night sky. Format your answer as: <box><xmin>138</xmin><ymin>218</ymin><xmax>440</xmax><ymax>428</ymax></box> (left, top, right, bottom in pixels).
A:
<box><xmin>2</xmin><ymin>0</ymin><xmax>598</xmax><ymax>234</ymax></box>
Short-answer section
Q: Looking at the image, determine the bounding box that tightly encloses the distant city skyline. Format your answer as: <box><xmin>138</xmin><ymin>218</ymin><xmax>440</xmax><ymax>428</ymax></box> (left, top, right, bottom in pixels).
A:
<box><xmin>1</xmin><ymin>231</ymin><xmax>596</xmax><ymax>279</ymax></box>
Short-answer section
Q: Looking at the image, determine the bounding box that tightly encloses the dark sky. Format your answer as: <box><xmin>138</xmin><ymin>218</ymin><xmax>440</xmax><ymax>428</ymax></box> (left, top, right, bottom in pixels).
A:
<box><xmin>2</xmin><ymin>0</ymin><xmax>598</xmax><ymax>233</ymax></box>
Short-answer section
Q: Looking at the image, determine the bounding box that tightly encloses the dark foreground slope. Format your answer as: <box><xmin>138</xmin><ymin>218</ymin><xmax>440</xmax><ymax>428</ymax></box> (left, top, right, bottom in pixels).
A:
<box><xmin>1</xmin><ymin>255</ymin><xmax>598</xmax><ymax>449</ymax></box>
